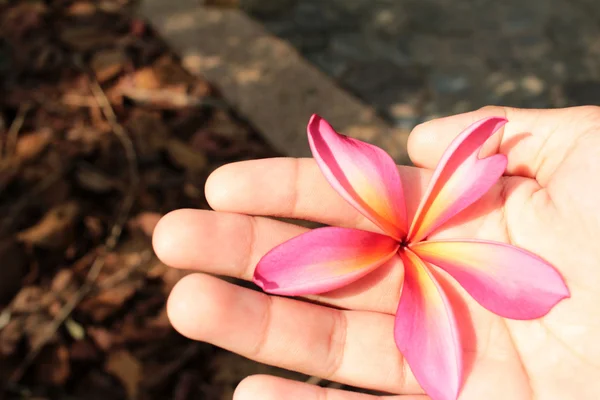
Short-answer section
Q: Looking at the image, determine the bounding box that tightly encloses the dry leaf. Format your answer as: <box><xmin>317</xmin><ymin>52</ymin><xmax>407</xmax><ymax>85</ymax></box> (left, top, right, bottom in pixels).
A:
<box><xmin>126</xmin><ymin>110</ymin><xmax>169</xmax><ymax>159</ymax></box>
<box><xmin>11</xmin><ymin>286</ymin><xmax>43</xmax><ymax>313</ymax></box>
<box><xmin>26</xmin><ymin>313</ymin><xmax>57</xmax><ymax>349</ymax></box>
<box><xmin>0</xmin><ymin>238</ymin><xmax>28</xmax><ymax>303</ymax></box>
<box><xmin>146</xmin><ymin>306</ymin><xmax>170</xmax><ymax>330</ymax></box>
<box><xmin>0</xmin><ymin>159</ymin><xmax>20</xmax><ymax>192</ymax></box>
<box><xmin>165</xmin><ymin>138</ymin><xmax>207</xmax><ymax>173</ymax></box>
<box><xmin>87</xmin><ymin>326</ymin><xmax>113</xmax><ymax>351</ymax></box>
<box><xmin>15</xmin><ymin>129</ymin><xmax>52</xmax><ymax>162</ymax></box>
<box><xmin>206</xmin><ymin>109</ymin><xmax>248</xmax><ymax>140</ymax></box>
<box><xmin>70</xmin><ymin>338</ymin><xmax>99</xmax><ymax>361</ymax></box>
<box><xmin>75</xmin><ymin>162</ymin><xmax>120</xmax><ymax>193</ymax></box>
<box><xmin>128</xmin><ymin>212</ymin><xmax>162</xmax><ymax>237</ymax></box>
<box><xmin>66</xmin><ymin>1</ymin><xmax>97</xmax><ymax>17</ymax></box>
<box><xmin>79</xmin><ymin>284</ymin><xmax>138</xmax><ymax>322</ymax></box>
<box><xmin>145</xmin><ymin>259</ymin><xmax>168</xmax><ymax>280</ymax></box>
<box><xmin>0</xmin><ymin>308</ymin><xmax>11</xmax><ymax>329</ymax></box>
<box><xmin>51</xmin><ymin>269</ymin><xmax>76</xmax><ymax>294</ymax></box>
<box><xmin>98</xmin><ymin>0</ymin><xmax>123</xmax><ymax>13</ymax></box>
<box><xmin>59</xmin><ymin>26</ymin><xmax>116</xmax><ymax>51</ymax></box>
<box><xmin>133</xmin><ymin>67</ymin><xmax>162</xmax><ymax>90</ymax></box>
<box><xmin>35</xmin><ymin>345</ymin><xmax>70</xmax><ymax>385</ymax></box>
<box><xmin>0</xmin><ymin>317</ymin><xmax>24</xmax><ymax>356</ymax></box>
<box><xmin>92</xmin><ymin>49</ymin><xmax>127</xmax><ymax>82</ymax></box>
<box><xmin>106</xmin><ymin>349</ymin><xmax>142</xmax><ymax>400</ymax></box>
<box><xmin>121</xmin><ymin>87</ymin><xmax>210</xmax><ymax>109</ymax></box>
<box><xmin>17</xmin><ymin>201</ymin><xmax>80</xmax><ymax>249</ymax></box>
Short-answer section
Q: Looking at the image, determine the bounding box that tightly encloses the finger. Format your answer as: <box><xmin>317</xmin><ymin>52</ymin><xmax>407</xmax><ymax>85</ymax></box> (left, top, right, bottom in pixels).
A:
<box><xmin>234</xmin><ymin>375</ymin><xmax>430</xmax><ymax>400</ymax></box>
<box><xmin>407</xmin><ymin>106</ymin><xmax>599</xmax><ymax>184</ymax></box>
<box><xmin>154</xmin><ymin>209</ymin><xmax>406</xmax><ymax>313</ymax></box>
<box><xmin>153</xmin><ymin>209</ymin><xmax>306</xmax><ymax>276</ymax></box>
<box><xmin>152</xmin><ymin>207</ymin><xmax>512</xmax><ymax>314</ymax></box>
<box><xmin>205</xmin><ymin>157</ymin><xmax>429</xmax><ymax>232</ymax></box>
<box><xmin>167</xmin><ymin>273</ymin><xmax>424</xmax><ymax>395</ymax></box>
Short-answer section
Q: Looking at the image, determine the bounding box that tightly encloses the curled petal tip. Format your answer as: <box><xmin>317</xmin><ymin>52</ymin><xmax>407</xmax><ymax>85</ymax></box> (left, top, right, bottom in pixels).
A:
<box><xmin>308</xmin><ymin>113</ymin><xmax>320</xmax><ymax>125</ymax></box>
<box><xmin>412</xmin><ymin>240</ymin><xmax>570</xmax><ymax>320</ymax></box>
<box><xmin>563</xmin><ymin>284</ymin><xmax>571</xmax><ymax>298</ymax></box>
<box><xmin>408</xmin><ymin>117</ymin><xmax>508</xmax><ymax>243</ymax></box>
<box><xmin>307</xmin><ymin>115</ymin><xmax>408</xmax><ymax>239</ymax></box>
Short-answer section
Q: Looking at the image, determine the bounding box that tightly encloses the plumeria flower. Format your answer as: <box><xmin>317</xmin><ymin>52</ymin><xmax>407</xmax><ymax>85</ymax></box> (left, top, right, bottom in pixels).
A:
<box><xmin>252</xmin><ymin>115</ymin><xmax>570</xmax><ymax>400</ymax></box>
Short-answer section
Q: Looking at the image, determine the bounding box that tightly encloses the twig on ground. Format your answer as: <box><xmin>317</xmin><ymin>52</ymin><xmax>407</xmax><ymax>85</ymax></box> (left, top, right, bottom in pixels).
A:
<box><xmin>0</xmin><ymin>167</ymin><xmax>67</xmax><ymax>235</ymax></box>
<box><xmin>1</xmin><ymin>104</ymin><xmax>29</xmax><ymax>160</ymax></box>
<box><xmin>61</xmin><ymin>93</ymin><xmax>98</xmax><ymax>108</ymax></box>
<box><xmin>95</xmin><ymin>249</ymin><xmax>154</xmax><ymax>291</ymax></box>
<box><xmin>6</xmin><ymin>79</ymin><xmax>140</xmax><ymax>385</ymax></box>
<box><xmin>141</xmin><ymin>343</ymin><xmax>203</xmax><ymax>389</ymax></box>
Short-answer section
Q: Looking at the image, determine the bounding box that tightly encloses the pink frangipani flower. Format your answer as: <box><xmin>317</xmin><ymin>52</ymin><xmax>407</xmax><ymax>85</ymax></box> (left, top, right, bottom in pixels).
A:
<box><xmin>252</xmin><ymin>115</ymin><xmax>570</xmax><ymax>400</ymax></box>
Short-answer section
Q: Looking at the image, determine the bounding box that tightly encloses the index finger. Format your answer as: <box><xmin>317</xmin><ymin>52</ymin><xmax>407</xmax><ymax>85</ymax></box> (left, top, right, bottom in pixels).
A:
<box><xmin>205</xmin><ymin>157</ymin><xmax>429</xmax><ymax>231</ymax></box>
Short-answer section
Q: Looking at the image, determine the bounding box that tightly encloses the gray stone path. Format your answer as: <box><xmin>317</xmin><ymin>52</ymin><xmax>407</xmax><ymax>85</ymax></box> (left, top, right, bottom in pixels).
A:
<box><xmin>140</xmin><ymin>0</ymin><xmax>411</xmax><ymax>163</ymax></box>
<box><xmin>246</xmin><ymin>0</ymin><xmax>600</xmax><ymax>127</ymax></box>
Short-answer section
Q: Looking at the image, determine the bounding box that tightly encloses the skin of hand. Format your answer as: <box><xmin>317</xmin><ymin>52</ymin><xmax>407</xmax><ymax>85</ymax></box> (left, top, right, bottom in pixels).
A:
<box><xmin>152</xmin><ymin>106</ymin><xmax>600</xmax><ymax>400</ymax></box>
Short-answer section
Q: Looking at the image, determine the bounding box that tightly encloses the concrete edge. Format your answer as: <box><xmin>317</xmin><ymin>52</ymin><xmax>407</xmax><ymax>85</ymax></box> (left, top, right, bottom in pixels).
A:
<box><xmin>138</xmin><ymin>0</ymin><xmax>410</xmax><ymax>163</ymax></box>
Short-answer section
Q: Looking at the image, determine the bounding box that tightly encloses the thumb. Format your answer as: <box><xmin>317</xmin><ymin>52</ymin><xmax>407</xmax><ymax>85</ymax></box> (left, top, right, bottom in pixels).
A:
<box><xmin>407</xmin><ymin>106</ymin><xmax>598</xmax><ymax>183</ymax></box>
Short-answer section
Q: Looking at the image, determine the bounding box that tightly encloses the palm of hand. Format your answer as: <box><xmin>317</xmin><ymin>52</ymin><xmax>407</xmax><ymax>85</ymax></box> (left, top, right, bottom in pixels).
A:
<box><xmin>470</xmin><ymin>109</ymin><xmax>600</xmax><ymax>400</ymax></box>
<box><xmin>420</xmin><ymin>106</ymin><xmax>600</xmax><ymax>399</ymax></box>
<box><xmin>154</xmin><ymin>106</ymin><xmax>600</xmax><ymax>400</ymax></box>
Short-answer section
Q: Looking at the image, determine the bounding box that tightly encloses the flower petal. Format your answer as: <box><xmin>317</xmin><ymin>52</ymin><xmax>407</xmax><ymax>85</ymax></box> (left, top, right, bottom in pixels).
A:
<box><xmin>308</xmin><ymin>114</ymin><xmax>407</xmax><ymax>240</ymax></box>
<box><xmin>408</xmin><ymin>117</ymin><xmax>508</xmax><ymax>243</ymax></box>
<box><xmin>253</xmin><ymin>227</ymin><xmax>399</xmax><ymax>296</ymax></box>
<box><xmin>411</xmin><ymin>240</ymin><xmax>570</xmax><ymax>319</ymax></box>
<box><xmin>395</xmin><ymin>249</ymin><xmax>462</xmax><ymax>400</ymax></box>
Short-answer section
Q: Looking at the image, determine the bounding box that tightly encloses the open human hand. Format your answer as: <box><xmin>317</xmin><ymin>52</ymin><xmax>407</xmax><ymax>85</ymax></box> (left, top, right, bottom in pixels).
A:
<box><xmin>153</xmin><ymin>106</ymin><xmax>600</xmax><ymax>400</ymax></box>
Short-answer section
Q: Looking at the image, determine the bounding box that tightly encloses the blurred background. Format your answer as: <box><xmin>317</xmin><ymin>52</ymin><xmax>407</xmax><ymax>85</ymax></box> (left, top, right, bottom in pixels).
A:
<box><xmin>0</xmin><ymin>0</ymin><xmax>598</xmax><ymax>399</ymax></box>
<box><xmin>247</xmin><ymin>0</ymin><xmax>600</xmax><ymax>124</ymax></box>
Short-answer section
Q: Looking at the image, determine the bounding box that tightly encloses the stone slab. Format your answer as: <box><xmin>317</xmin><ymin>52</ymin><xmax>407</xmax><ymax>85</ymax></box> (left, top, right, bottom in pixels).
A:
<box><xmin>138</xmin><ymin>0</ymin><xmax>410</xmax><ymax>163</ymax></box>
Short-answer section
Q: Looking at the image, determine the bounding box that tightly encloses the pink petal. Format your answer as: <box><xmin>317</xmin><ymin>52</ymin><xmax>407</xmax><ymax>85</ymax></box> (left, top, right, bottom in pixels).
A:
<box><xmin>407</xmin><ymin>117</ymin><xmax>508</xmax><ymax>243</ymax></box>
<box><xmin>308</xmin><ymin>115</ymin><xmax>407</xmax><ymax>240</ymax></box>
<box><xmin>411</xmin><ymin>240</ymin><xmax>570</xmax><ymax>319</ymax></box>
<box><xmin>253</xmin><ymin>227</ymin><xmax>399</xmax><ymax>296</ymax></box>
<box><xmin>395</xmin><ymin>249</ymin><xmax>462</xmax><ymax>400</ymax></box>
